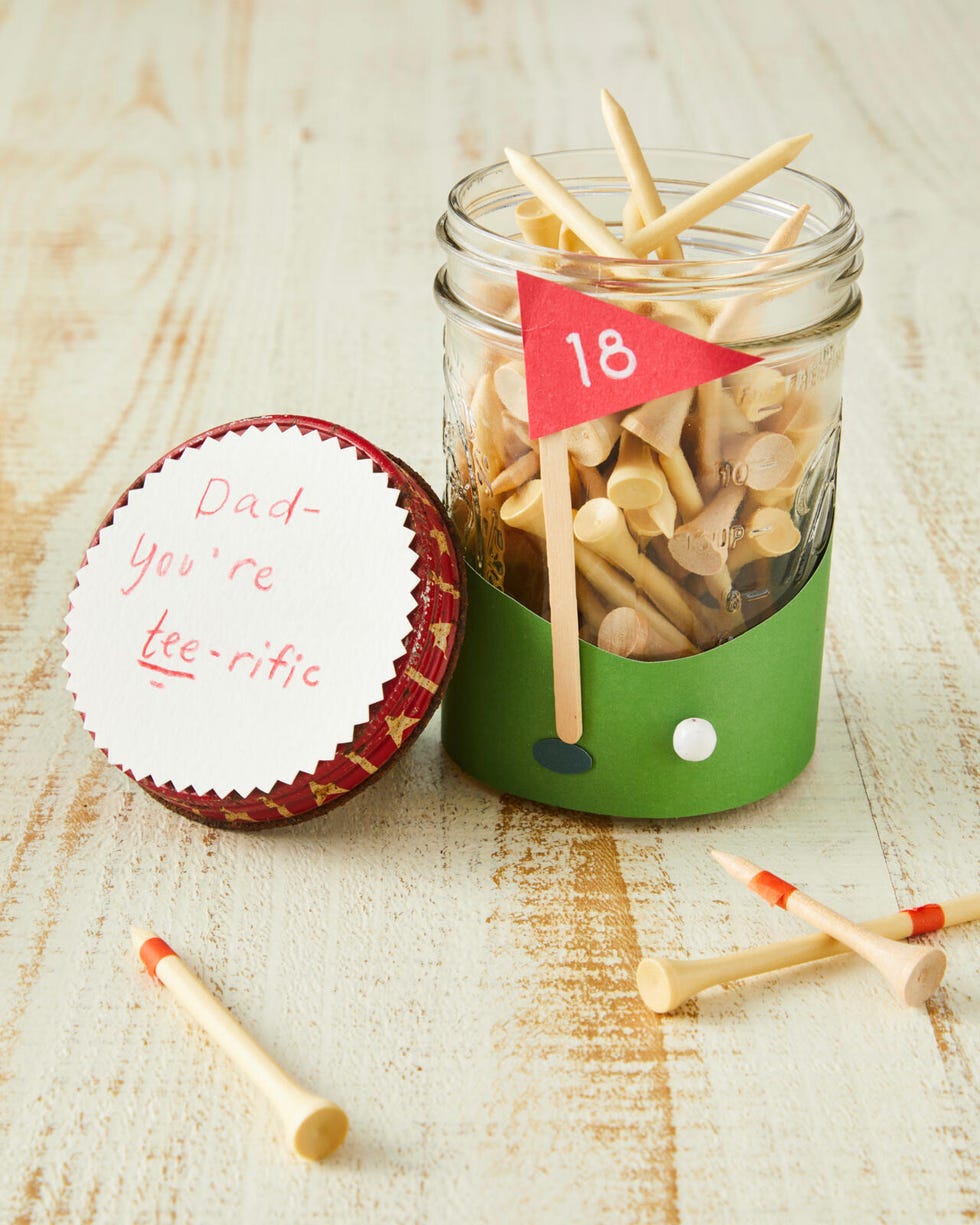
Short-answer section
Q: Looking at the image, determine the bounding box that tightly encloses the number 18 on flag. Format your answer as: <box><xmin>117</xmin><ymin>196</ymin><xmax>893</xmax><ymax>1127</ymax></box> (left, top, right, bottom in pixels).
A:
<box><xmin>564</xmin><ymin>328</ymin><xmax>638</xmax><ymax>388</ymax></box>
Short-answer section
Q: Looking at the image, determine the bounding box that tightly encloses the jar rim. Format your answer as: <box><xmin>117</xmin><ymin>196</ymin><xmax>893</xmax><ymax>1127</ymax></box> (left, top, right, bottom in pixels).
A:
<box><xmin>440</xmin><ymin>147</ymin><xmax>861</xmax><ymax>289</ymax></box>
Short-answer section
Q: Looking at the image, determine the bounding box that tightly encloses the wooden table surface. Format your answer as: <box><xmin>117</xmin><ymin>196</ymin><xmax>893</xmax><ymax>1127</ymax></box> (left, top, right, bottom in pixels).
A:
<box><xmin>1</xmin><ymin>2</ymin><xmax>978</xmax><ymax>1221</ymax></box>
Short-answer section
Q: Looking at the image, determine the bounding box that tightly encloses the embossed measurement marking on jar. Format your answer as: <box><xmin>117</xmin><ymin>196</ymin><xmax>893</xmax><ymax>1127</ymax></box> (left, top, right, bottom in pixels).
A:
<box><xmin>677</xmin><ymin>523</ymin><xmax>746</xmax><ymax>553</ymax></box>
<box><xmin>718</xmin><ymin>459</ymin><xmax>779</xmax><ymax>487</ymax></box>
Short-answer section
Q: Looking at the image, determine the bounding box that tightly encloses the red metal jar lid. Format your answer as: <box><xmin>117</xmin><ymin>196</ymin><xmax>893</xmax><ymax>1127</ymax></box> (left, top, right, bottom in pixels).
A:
<box><xmin>64</xmin><ymin>415</ymin><xmax>465</xmax><ymax>829</ymax></box>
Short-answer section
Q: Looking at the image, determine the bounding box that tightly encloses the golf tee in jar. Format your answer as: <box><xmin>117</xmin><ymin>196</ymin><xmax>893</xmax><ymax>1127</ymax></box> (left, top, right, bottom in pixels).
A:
<box><xmin>434</xmin><ymin>145</ymin><xmax>863</xmax><ymax>819</ymax></box>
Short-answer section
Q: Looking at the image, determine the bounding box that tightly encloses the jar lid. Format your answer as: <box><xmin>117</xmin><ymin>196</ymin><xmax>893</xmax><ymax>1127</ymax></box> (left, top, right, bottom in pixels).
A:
<box><xmin>63</xmin><ymin>415</ymin><xmax>465</xmax><ymax>828</ymax></box>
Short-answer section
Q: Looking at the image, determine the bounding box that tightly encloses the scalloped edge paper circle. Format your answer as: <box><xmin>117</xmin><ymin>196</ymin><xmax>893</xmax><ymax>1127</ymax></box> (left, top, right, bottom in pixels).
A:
<box><xmin>64</xmin><ymin>423</ymin><xmax>419</xmax><ymax>799</ymax></box>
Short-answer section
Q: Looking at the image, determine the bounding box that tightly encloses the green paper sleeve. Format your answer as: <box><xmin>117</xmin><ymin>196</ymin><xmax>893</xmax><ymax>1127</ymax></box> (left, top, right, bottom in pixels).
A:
<box><xmin>441</xmin><ymin>544</ymin><xmax>832</xmax><ymax>819</ymax></box>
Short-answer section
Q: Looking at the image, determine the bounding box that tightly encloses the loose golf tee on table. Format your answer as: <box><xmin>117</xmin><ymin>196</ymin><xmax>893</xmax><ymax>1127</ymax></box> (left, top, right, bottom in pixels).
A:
<box><xmin>132</xmin><ymin>928</ymin><xmax>348</xmax><ymax>1160</ymax></box>
<box><xmin>710</xmin><ymin>850</ymin><xmax>948</xmax><ymax>1007</ymax></box>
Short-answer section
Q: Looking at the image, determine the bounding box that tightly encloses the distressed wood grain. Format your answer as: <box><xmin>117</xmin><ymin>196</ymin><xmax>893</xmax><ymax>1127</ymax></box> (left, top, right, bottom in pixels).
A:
<box><xmin>0</xmin><ymin>1</ymin><xmax>977</xmax><ymax>1222</ymax></box>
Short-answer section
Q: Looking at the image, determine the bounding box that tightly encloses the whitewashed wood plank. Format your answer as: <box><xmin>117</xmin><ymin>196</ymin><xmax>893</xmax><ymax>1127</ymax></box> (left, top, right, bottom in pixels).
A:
<box><xmin>0</xmin><ymin>0</ymin><xmax>978</xmax><ymax>1222</ymax></box>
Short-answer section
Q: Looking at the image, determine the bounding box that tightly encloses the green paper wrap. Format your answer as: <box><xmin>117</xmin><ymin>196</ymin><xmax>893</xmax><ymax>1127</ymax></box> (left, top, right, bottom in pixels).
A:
<box><xmin>441</xmin><ymin>544</ymin><xmax>832</xmax><ymax>819</ymax></box>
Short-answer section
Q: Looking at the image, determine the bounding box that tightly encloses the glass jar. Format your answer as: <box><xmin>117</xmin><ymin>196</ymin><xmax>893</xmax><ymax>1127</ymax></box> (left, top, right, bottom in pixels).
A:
<box><xmin>435</xmin><ymin>149</ymin><xmax>862</xmax><ymax>658</ymax></box>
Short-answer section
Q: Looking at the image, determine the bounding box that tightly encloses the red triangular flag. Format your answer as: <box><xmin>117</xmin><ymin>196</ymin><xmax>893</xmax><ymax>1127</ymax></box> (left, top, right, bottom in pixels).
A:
<box><xmin>517</xmin><ymin>272</ymin><xmax>762</xmax><ymax>440</ymax></box>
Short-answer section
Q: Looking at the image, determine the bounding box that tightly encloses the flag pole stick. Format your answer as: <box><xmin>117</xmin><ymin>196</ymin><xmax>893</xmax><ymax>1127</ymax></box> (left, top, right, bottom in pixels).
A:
<box><xmin>539</xmin><ymin>429</ymin><xmax>583</xmax><ymax>743</ymax></box>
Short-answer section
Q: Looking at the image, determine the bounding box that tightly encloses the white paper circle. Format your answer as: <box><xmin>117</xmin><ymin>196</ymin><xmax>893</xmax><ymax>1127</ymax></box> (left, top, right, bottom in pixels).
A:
<box><xmin>64</xmin><ymin>424</ymin><xmax>419</xmax><ymax>798</ymax></box>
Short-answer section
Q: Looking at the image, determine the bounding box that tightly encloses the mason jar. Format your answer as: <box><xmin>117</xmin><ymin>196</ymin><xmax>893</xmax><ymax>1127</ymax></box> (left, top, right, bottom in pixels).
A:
<box><xmin>434</xmin><ymin>149</ymin><xmax>863</xmax><ymax>818</ymax></box>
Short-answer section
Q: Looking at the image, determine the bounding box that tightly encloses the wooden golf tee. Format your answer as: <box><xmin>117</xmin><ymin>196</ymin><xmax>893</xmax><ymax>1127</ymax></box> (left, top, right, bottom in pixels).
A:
<box><xmin>607</xmin><ymin>429</ymin><xmax>667</xmax><ymax>509</ymax></box>
<box><xmin>132</xmin><ymin>927</ymin><xmax>349</xmax><ymax>1160</ymax></box>
<box><xmin>573</xmin><ymin>496</ymin><xmax>712</xmax><ymax>644</ymax></box>
<box><xmin>637</xmin><ymin>893</ymin><xmax>980</xmax><ymax>1013</ymax></box>
<box><xmin>514</xmin><ymin>197</ymin><xmax>561</xmax><ymax>248</ymax></box>
<box><xmin>597</xmin><ymin>605</ymin><xmax>684</xmax><ymax>660</ymax></box>
<box><xmin>622</xmin><ymin>391</ymin><xmax>693</xmax><ymax>458</ymax></box>
<box><xmin>599</xmin><ymin>87</ymin><xmax>684</xmax><ymax>261</ymax></box>
<box><xmin>708</xmin><ymin>852</ymin><xmax>948</xmax><ymax>1007</ymax></box>
<box><xmin>727</xmin><ymin>507</ymin><xmax>800</xmax><ymax>575</ymax></box>
<box><xmin>708</xmin><ymin>203</ymin><xmax>811</xmax><ymax>342</ymax></box>
<box><xmin>565</xmin><ymin>414</ymin><xmax>621</xmax><ymax>467</ymax></box>
<box><xmin>505</xmin><ymin>146</ymin><xmax>636</xmax><ymax>262</ymax></box>
<box><xmin>539</xmin><ymin>430</ymin><xmax>583</xmax><ymax>743</ymax></box>
<box><xmin>668</xmin><ymin>485</ymin><xmax>745</xmax><ymax>576</ymax></box>
<box><xmin>500</xmin><ymin>481</ymin><xmax>695</xmax><ymax>657</ymax></box>
<box><xmin>627</xmin><ymin>133</ymin><xmax>812</xmax><ymax>258</ymax></box>
<box><xmin>490</xmin><ymin>448</ymin><xmax>539</xmax><ymax>496</ymax></box>
<box><xmin>722</xmin><ymin>431</ymin><xmax>796</xmax><ymax>491</ymax></box>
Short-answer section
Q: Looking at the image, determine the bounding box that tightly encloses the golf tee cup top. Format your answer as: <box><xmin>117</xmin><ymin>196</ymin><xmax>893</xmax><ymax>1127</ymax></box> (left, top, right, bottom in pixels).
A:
<box><xmin>434</xmin><ymin>145</ymin><xmax>863</xmax><ymax>818</ymax></box>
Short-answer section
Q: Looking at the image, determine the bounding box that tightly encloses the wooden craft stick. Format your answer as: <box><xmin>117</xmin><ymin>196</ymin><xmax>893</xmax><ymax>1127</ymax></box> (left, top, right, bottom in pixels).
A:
<box><xmin>637</xmin><ymin>893</ymin><xmax>980</xmax><ymax>1013</ymax></box>
<box><xmin>575</xmin><ymin>572</ymin><xmax>609</xmax><ymax>643</ymax></box>
<box><xmin>132</xmin><ymin>928</ymin><xmax>348</xmax><ymax>1160</ymax></box>
<box><xmin>627</xmin><ymin>134</ymin><xmax>812</xmax><ymax>258</ymax></box>
<box><xmin>600</xmin><ymin>88</ymin><xmax>684</xmax><ymax>261</ymax></box>
<box><xmin>505</xmin><ymin>147</ymin><xmax>638</xmax><ymax>262</ymax></box>
<box><xmin>515</xmin><ymin>197</ymin><xmax>562</xmax><ymax>248</ymax></box>
<box><xmin>709</xmin><ymin>852</ymin><xmax>948</xmax><ymax>1007</ymax></box>
<box><xmin>539</xmin><ymin>431</ymin><xmax>583</xmax><ymax>743</ymax></box>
